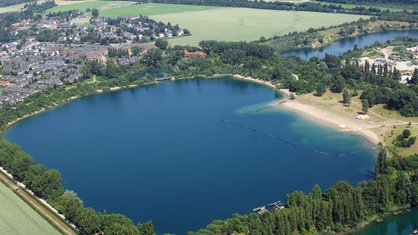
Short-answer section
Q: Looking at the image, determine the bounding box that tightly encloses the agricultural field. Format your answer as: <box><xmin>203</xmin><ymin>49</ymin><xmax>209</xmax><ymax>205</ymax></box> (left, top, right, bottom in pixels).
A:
<box><xmin>46</xmin><ymin>0</ymin><xmax>113</xmax><ymax>13</ymax></box>
<box><xmin>99</xmin><ymin>3</ymin><xmax>218</xmax><ymax>18</ymax></box>
<box><xmin>47</xmin><ymin>1</ymin><xmax>370</xmax><ymax>46</ymax></box>
<box><xmin>0</xmin><ymin>3</ymin><xmax>26</xmax><ymax>13</ymax></box>
<box><xmin>0</xmin><ymin>180</ymin><xmax>61</xmax><ymax>235</ymax></box>
<box><xmin>151</xmin><ymin>8</ymin><xmax>369</xmax><ymax>46</ymax></box>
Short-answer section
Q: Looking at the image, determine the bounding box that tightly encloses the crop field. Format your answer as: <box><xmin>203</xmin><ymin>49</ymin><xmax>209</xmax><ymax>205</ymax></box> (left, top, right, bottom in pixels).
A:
<box><xmin>0</xmin><ymin>3</ymin><xmax>26</xmax><ymax>13</ymax></box>
<box><xmin>46</xmin><ymin>0</ymin><xmax>111</xmax><ymax>13</ymax></box>
<box><xmin>47</xmin><ymin>1</ymin><xmax>369</xmax><ymax>46</ymax></box>
<box><xmin>151</xmin><ymin>8</ymin><xmax>369</xmax><ymax>46</ymax></box>
<box><xmin>0</xmin><ymin>181</ymin><xmax>60</xmax><ymax>235</ymax></box>
<box><xmin>100</xmin><ymin>3</ymin><xmax>218</xmax><ymax>18</ymax></box>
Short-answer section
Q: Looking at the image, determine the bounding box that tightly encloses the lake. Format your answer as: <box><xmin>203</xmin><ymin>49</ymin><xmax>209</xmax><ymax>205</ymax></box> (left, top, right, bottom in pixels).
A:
<box><xmin>282</xmin><ymin>30</ymin><xmax>418</xmax><ymax>60</ymax></box>
<box><xmin>4</xmin><ymin>78</ymin><xmax>376</xmax><ymax>234</ymax></box>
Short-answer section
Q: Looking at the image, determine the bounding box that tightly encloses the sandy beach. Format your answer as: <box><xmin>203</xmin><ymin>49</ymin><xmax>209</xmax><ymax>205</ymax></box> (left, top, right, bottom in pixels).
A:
<box><xmin>233</xmin><ymin>74</ymin><xmax>280</xmax><ymax>91</ymax></box>
<box><xmin>232</xmin><ymin>74</ymin><xmax>410</xmax><ymax>146</ymax></box>
<box><xmin>279</xmin><ymin>96</ymin><xmax>383</xmax><ymax>145</ymax></box>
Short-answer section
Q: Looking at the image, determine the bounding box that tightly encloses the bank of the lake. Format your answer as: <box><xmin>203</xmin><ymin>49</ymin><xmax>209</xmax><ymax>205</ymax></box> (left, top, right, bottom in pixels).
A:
<box><xmin>282</xmin><ymin>29</ymin><xmax>418</xmax><ymax>59</ymax></box>
<box><xmin>4</xmin><ymin>78</ymin><xmax>377</xmax><ymax>234</ymax></box>
<box><xmin>349</xmin><ymin>209</ymin><xmax>418</xmax><ymax>235</ymax></box>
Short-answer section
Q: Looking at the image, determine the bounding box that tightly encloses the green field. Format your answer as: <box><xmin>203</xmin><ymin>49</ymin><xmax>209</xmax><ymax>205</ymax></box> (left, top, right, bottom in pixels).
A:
<box><xmin>100</xmin><ymin>3</ymin><xmax>218</xmax><ymax>17</ymax></box>
<box><xmin>0</xmin><ymin>180</ymin><xmax>61</xmax><ymax>235</ymax></box>
<box><xmin>151</xmin><ymin>8</ymin><xmax>369</xmax><ymax>46</ymax></box>
<box><xmin>46</xmin><ymin>0</ymin><xmax>118</xmax><ymax>13</ymax></box>
<box><xmin>48</xmin><ymin>1</ymin><xmax>370</xmax><ymax>46</ymax></box>
<box><xmin>0</xmin><ymin>3</ymin><xmax>26</xmax><ymax>13</ymax></box>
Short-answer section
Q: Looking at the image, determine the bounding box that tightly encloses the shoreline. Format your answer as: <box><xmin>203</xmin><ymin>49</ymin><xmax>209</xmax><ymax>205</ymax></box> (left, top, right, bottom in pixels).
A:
<box><xmin>232</xmin><ymin>74</ymin><xmax>382</xmax><ymax>146</ymax></box>
<box><xmin>4</xmin><ymin>74</ymin><xmax>382</xmax><ymax>147</ymax></box>
<box><xmin>2</xmin><ymin>81</ymin><xmax>158</xmax><ymax>134</ymax></box>
<box><xmin>280</xmin><ymin>98</ymin><xmax>381</xmax><ymax>145</ymax></box>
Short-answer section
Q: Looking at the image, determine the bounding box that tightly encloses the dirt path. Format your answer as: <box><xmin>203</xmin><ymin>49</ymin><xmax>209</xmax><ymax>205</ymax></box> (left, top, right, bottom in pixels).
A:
<box><xmin>0</xmin><ymin>171</ymin><xmax>77</xmax><ymax>235</ymax></box>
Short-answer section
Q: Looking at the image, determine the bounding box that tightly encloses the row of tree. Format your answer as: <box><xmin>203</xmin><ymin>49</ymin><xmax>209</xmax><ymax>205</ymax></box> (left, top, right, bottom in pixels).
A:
<box><xmin>192</xmin><ymin>149</ymin><xmax>418</xmax><ymax>234</ymax></box>
<box><xmin>317</xmin><ymin>0</ymin><xmax>418</xmax><ymax>4</ymax></box>
<box><xmin>0</xmin><ymin>138</ymin><xmax>156</xmax><ymax>235</ymax></box>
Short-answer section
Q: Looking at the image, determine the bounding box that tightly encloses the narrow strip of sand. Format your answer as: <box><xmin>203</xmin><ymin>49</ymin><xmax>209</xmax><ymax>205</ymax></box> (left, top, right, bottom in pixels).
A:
<box><xmin>233</xmin><ymin>74</ymin><xmax>382</xmax><ymax>146</ymax></box>
<box><xmin>279</xmin><ymin>97</ymin><xmax>382</xmax><ymax>145</ymax></box>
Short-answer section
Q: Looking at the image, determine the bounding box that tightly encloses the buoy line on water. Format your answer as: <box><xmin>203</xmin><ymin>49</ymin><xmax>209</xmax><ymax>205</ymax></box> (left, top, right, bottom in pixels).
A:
<box><xmin>221</xmin><ymin>119</ymin><xmax>376</xmax><ymax>157</ymax></box>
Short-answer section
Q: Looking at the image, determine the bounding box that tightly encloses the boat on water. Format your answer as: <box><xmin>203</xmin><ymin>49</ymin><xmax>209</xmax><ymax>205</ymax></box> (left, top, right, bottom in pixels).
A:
<box><xmin>253</xmin><ymin>206</ymin><xmax>266</xmax><ymax>212</ymax></box>
<box><xmin>412</xmin><ymin>229</ymin><xmax>418</xmax><ymax>235</ymax></box>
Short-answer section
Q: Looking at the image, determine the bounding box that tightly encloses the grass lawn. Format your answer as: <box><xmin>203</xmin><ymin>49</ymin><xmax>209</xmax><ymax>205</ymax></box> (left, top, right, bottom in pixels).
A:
<box><xmin>0</xmin><ymin>180</ymin><xmax>61</xmax><ymax>235</ymax></box>
<box><xmin>384</xmin><ymin>124</ymin><xmax>418</xmax><ymax>156</ymax></box>
<box><xmin>150</xmin><ymin>7</ymin><xmax>369</xmax><ymax>46</ymax></box>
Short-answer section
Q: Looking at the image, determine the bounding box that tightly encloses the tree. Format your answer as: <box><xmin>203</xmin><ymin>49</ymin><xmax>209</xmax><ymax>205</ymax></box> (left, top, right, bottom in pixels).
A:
<box><xmin>331</xmin><ymin>76</ymin><xmax>345</xmax><ymax>93</ymax></box>
<box><xmin>362</xmin><ymin>99</ymin><xmax>369</xmax><ymax>114</ymax></box>
<box><xmin>91</xmin><ymin>8</ymin><xmax>99</xmax><ymax>18</ymax></box>
<box><xmin>403</xmin><ymin>129</ymin><xmax>411</xmax><ymax>139</ymax></box>
<box><xmin>142</xmin><ymin>48</ymin><xmax>163</xmax><ymax>68</ymax></box>
<box><xmin>155</xmin><ymin>39</ymin><xmax>168</xmax><ymax>50</ymax></box>
<box><xmin>408</xmin><ymin>68</ymin><xmax>418</xmax><ymax>84</ymax></box>
<box><xmin>316</xmin><ymin>83</ymin><xmax>326</xmax><ymax>96</ymax></box>
<box><xmin>105</xmin><ymin>59</ymin><xmax>117</xmax><ymax>79</ymax></box>
<box><xmin>343</xmin><ymin>88</ymin><xmax>351</xmax><ymax>105</ymax></box>
<box><xmin>131</xmin><ymin>46</ymin><xmax>142</xmax><ymax>56</ymax></box>
<box><xmin>138</xmin><ymin>221</ymin><xmax>156</xmax><ymax>235</ymax></box>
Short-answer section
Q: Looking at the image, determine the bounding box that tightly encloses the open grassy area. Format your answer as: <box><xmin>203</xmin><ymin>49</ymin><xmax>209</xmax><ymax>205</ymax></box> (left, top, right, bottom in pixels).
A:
<box><xmin>0</xmin><ymin>3</ymin><xmax>26</xmax><ymax>13</ymax></box>
<box><xmin>46</xmin><ymin>0</ymin><xmax>110</xmax><ymax>13</ymax></box>
<box><xmin>100</xmin><ymin>3</ymin><xmax>218</xmax><ymax>18</ymax></box>
<box><xmin>0</xmin><ymin>179</ymin><xmax>61</xmax><ymax>235</ymax></box>
<box><xmin>150</xmin><ymin>8</ymin><xmax>369</xmax><ymax>46</ymax></box>
<box><xmin>384</xmin><ymin>124</ymin><xmax>418</xmax><ymax>156</ymax></box>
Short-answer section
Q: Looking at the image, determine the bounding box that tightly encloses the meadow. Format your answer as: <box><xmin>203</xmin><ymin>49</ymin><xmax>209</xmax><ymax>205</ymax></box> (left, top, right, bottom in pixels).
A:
<box><xmin>150</xmin><ymin>8</ymin><xmax>369</xmax><ymax>46</ymax></box>
<box><xmin>0</xmin><ymin>3</ymin><xmax>25</xmax><ymax>13</ymax></box>
<box><xmin>46</xmin><ymin>1</ymin><xmax>369</xmax><ymax>46</ymax></box>
<box><xmin>46</xmin><ymin>0</ymin><xmax>112</xmax><ymax>13</ymax></box>
<box><xmin>0</xmin><ymin>179</ymin><xmax>60</xmax><ymax>235</ymax></box>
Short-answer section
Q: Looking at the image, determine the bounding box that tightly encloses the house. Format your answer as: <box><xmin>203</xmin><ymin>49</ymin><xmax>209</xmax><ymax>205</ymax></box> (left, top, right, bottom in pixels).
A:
<box><xmin>184</xmin><ymin>50</ymin><xmax>205</xmax><ymax>58</ymax></box>
<box><xmin>0</xmin><ymin>80</ymin><xmax>10</xmax><ymax>86</ymax></box>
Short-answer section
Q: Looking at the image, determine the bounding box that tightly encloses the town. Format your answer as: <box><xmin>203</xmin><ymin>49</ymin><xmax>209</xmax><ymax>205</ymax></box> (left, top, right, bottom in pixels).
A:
<box><xmin>0</xmin><ymin>2</ymin><xmax>187</xmax><ymax>107</ymax></box>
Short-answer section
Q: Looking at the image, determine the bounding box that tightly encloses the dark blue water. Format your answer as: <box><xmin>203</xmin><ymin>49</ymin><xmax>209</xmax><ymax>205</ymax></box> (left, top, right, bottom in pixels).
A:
<box><xmin>351</xmin><ymin>209</ymin><xmax>418</xmax><ymax>235</ymax></box>
<box><xmin>283</xmin><ymin>30</ymin><xmax>418</xmax><ymax>60</ymax></box>
<box><xmin>4</xmin><ymin>78</ymin><xmax>376</xmax><ymax>234</ymax></box>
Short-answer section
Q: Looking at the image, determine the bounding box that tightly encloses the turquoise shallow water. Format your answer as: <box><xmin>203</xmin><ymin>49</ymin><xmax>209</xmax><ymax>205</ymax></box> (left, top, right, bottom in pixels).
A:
<box><xmin>5</xmin><ymin>78</ymin><xmax>376</xmax><ymax>234</ymax></box>
<box><xmin>350</xmin><ymin>209</ymin><xmax>418</xmax><ymax>235</ymax></box>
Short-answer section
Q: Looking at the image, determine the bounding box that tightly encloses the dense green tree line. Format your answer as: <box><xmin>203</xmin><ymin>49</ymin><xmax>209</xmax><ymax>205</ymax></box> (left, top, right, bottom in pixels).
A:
<box><xmin>0</xmin><ymin>138</ymin><xmax>156</xmax><ymax>235</ymax></box>
<box><xmin>191</xmin><ymin>148</ymin><xmax>418</xmax><ymax>234</ymax></box>
<box><xmin>317</xmin><ymin>0</ymin><xmax>418</xmax><ymax>4</ymax></box>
